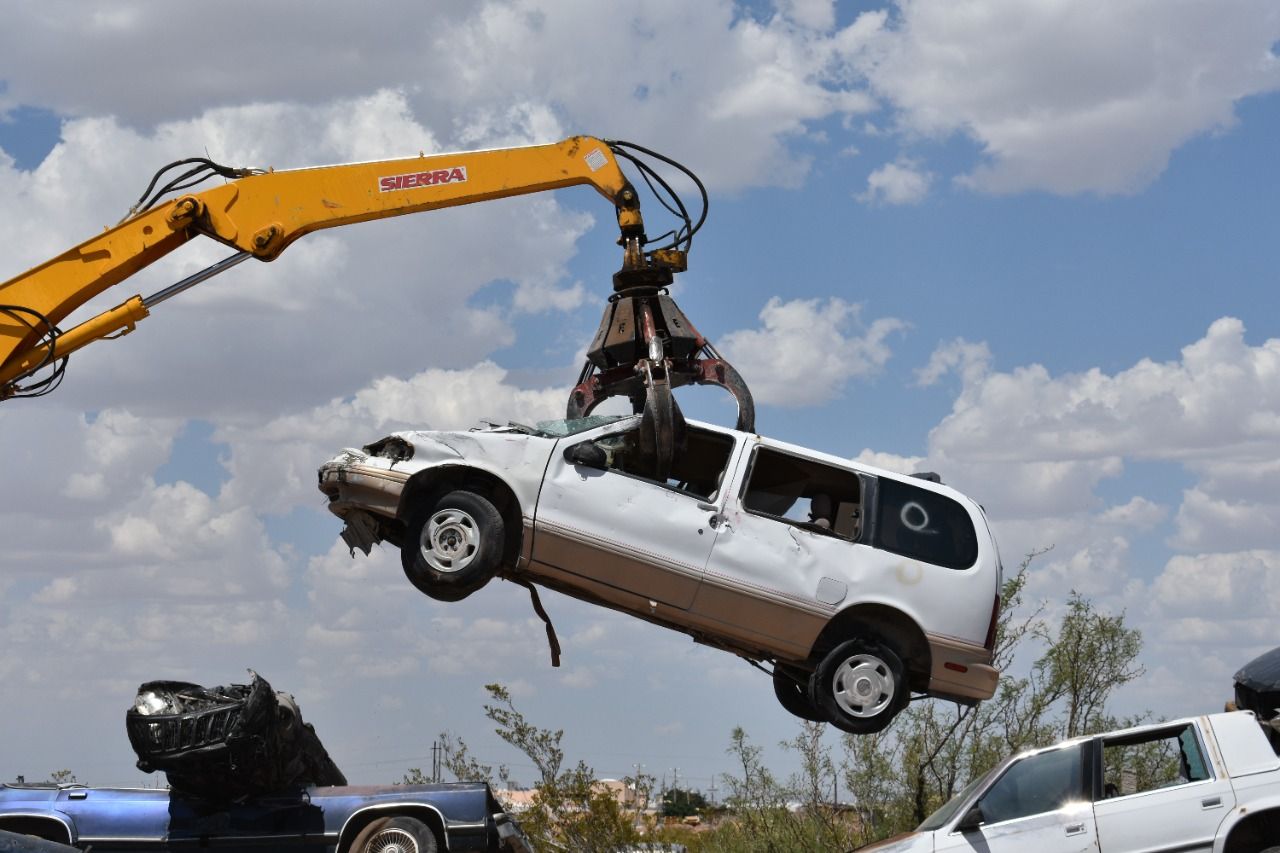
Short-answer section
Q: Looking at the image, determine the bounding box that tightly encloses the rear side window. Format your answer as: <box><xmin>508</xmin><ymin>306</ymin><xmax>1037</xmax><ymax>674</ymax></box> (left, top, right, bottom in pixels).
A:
<box><xmin>742</xmin><ymin>448</ymin><xmax>864</xmax><ymax>540</ymax></box>
<box><xmin>873</xmin><ymin>477</ymin><xmax>978</xmax><ymax>569</ymax></box>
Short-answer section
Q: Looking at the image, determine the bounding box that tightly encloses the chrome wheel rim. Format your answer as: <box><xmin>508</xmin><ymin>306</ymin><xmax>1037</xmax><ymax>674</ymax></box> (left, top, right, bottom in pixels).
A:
<box><xmin>420</xmin><ymin>507</ymin><xmax>478</xmax><ymax>573</ymax></box>
<box><xmin>367</xmin><ymin>828</ymin><xmax>420</xmax><ymax>853</ymax></box>
<box><xmin>831</xmin><ymin>653</ymin><xmax>895</xmax><ymax>719</ymax></box>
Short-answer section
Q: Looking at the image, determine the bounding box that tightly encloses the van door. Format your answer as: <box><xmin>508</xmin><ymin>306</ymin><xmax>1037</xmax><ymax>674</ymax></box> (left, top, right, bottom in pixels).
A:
<box><xmin>533</xmin><ymin>420</ymin><xmax>739</xmax><ymax>609</ymax></box>
<box><xmin>694</xmin><ymin>443</ymin><xmax>867</xmax><ymax>658</ymax></box>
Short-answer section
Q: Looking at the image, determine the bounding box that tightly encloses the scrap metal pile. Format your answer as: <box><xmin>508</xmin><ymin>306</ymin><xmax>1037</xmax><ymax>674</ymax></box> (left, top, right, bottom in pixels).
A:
<box><xmin>125</xmin><ymin>671</ymin><xmax>344</xmax><ymax>800</ymax></box>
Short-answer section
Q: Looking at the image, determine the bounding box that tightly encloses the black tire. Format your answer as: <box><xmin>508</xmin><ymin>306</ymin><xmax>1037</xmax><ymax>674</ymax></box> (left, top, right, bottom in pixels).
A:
<box><xmin>773</xmin><ymin>666</ymin><xmax>826</xmax><ymax>722</ymax></box>
<box><xmin>809</xmin><ymin>638</ymin><xmax>908</xmax><ymax>735</ymax></box>
<box><xmin>401</xmin><ymin>490</ymin><xmax>503</xmax><ymax>602</ymax></box>
<box><xmin>348</xmin><ymin>816</ymin><xmax>438</xmax><ymax>853</ymax></box>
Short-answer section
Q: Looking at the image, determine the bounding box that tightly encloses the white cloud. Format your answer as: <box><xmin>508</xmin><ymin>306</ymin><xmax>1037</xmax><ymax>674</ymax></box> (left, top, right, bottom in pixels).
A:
<box><xmin>853</xmin><ymin>449</ymin><xmax>924</xmax><ymax>476</ymax></box>
<box><xmin>857</xmin><ymin>158</ymin><xmax>932</xmax><ymax>205</ymax></box>
<box><xmin>720</xmin><ymin>297</ymin><xmax>906</xmax><ymax>406</ymax></box>
<box><xmin>776</xmin><ymin>0</ymin><xmax>837</xmax><ymax>31</ymax></box>
<box><xmin>0</xmin><ymin>1</ymin><xmax>880</xmax><ymax>193</ymax></box>
<box><xmin>1098</xmin><ymin>497</ymin><xmax>1167</xmax><ymax>531</ymax></box>
<box><xmin>1151</xmin><ymin>550</ymin><xmax>1280</xmax><ymax>620</ymax></box>
<box><xmin>855</xmin><ymin>0</ymin><xmax>1280</xmax><ymax>194</ymax></box>
<box><xmin>1171</xmin><ymin>487</ymin><xmax>1280</xmax><ymax>552</ymax></box>
<box><xmin>926</xmin><ymin>317</ymin><xmax>1280</xmax><ymax>470</ymax></box>
<box><xmin>916</xmin><ymin>338</ymin><xmax>992</xmax><ymax>388</ymax></box>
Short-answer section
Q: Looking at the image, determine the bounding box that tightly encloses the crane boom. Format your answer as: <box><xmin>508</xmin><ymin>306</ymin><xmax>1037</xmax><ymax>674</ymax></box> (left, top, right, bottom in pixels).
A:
<box><xmin>0</xmin><ymin>136</ymin><xmax>641</xmax><ymax>394</ymax></box>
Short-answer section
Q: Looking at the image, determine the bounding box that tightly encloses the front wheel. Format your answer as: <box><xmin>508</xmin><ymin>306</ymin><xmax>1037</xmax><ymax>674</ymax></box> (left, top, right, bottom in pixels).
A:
<box><xmin>402</xmin><ymin>490</ymin><xmax>504</xmax><ymax>602</ymax></box>
<box><xmin>348</xmin><ymin>816</ymin><xmax>438</xmax><ymax>853</ymax></box>
<box><xmin>809</xmin><ymin>638</ymin><xmax>908</xmax><ymax>735</ymax></box>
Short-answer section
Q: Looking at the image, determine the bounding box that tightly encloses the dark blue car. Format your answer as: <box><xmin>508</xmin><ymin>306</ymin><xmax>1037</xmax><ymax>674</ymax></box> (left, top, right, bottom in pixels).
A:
<box><xmin>0</xmin><ymin>781</ymin><xmax>532</xmax><ymax>852</ymax></box>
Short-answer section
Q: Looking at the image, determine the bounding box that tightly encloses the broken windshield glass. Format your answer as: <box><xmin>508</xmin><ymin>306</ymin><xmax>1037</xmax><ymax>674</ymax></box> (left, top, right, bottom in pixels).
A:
<box><xmin>531</xmin><ymin>414</ymin><xmax>628</xmax><ymax>438</ymax></box>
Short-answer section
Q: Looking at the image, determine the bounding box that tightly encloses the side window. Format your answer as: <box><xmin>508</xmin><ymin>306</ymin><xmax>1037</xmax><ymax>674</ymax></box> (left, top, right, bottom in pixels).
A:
<box><xmin>873</xmin><ymin>477</ymin><xmax>978</xmax><ymax>569</ymax></box>
<box><xmin>594</xmin><ymin>425</ymin><xmax>735</xmax><ymax>500</ymax></box>
<box><xmin>1101</xmin><ymin>724</ymin><xmax>1210</xmax><ymax>798</ymax></box>
<box><xmin>978</xmin><ymin>745</ymin><xmax>1084</xmax><ymax>825</ymax></box>
<box><xmin>742</xmin><ymin>448</ymin><xmax>863</xmax><ymax>540</ymax></box>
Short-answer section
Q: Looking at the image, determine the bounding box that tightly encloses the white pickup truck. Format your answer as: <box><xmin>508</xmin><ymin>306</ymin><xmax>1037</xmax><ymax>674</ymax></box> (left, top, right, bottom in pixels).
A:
<box><xmin>863</xmin><ymin>711</ymin><xmax>1280</xmax><ymax>852</ymax></box>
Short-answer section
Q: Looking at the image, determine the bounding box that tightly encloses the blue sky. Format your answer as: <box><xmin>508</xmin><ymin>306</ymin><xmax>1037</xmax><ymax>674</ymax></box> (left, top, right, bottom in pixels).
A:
<box><xmin>2</xmin><ymin>0</ymin><xmax>1280</xmax><ymax>794</ymax></box>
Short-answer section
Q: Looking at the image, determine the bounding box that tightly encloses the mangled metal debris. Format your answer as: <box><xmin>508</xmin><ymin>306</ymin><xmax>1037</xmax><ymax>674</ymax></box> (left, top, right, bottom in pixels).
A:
<box><xmin>1234</xmin><ymin>645</ymin><xmax>1280</xmax><ymax>751</ymax></box>
<box><xmin>126</xmin><ymin>671</ymin><xmax>345</xmax><ymax>800</ymax></box>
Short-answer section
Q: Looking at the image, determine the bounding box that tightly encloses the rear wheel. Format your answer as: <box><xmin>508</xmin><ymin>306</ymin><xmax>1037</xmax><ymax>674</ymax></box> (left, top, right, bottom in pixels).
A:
<box><xmin>809</xmin><ymin>638</ymin><xmax>908</xmax><ymax>734</ymax></box>
<box><xmin>348</xmin><ymin>816</ymin><xmax>438</xmax><ymax>853</ymax></box>
<box><xmin>401</xmin><ymin>490</ymin><xmax>503</xmax><ymax>602</ymax></box>
<box><xmin>773</xmin><ymin>666</ymin><xmax>826</xmax><ymax>722</ymax></box>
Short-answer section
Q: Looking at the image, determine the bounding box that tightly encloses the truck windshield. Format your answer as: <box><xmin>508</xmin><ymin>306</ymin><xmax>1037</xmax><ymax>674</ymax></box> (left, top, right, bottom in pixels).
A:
<box><xmin>917</xmin><ymin>769</ymin><xmax>993</xmax><ymax>831</ymax></box>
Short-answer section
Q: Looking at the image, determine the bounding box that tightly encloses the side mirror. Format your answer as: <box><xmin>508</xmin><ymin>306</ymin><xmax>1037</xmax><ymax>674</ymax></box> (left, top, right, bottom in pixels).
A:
<box><xmin>955</xmin><ymin>803</ymin><xmax>984</xmax><ymax>832</ymax></box>
<box><xmin>564</xmin><ymin>442</ymin><xmax>607</xmax><ymax>469</ymax></box>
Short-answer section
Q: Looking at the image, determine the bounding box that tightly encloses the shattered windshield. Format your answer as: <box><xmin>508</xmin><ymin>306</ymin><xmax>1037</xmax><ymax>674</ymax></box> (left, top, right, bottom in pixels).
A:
<box><xmin>530</xmin><ymin>415</ymin><xmax>628</xmax><ymax>437</ymax></box>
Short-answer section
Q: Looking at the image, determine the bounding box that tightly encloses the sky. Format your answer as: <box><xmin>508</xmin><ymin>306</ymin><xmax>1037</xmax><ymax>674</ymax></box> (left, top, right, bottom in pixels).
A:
<box><xmin>2</xmin><ymin>0</ymin><xmax>1280</xmax><ymax>795</ymax></box>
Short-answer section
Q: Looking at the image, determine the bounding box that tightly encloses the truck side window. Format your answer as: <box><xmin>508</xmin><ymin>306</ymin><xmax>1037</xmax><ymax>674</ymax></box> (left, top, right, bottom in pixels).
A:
<box><xmin>873</xmin><ymin>477</ymin><xmax>978</xmax><ymax>569</ymax></box>
<box><xmin>978</xmin><ymin>745</ymin><xmax>1084</xmax><ymax>824</ymax></box>
<box><xmin>1101</xmin><ymin>724</ymin><xmax>1210</xmax><ymax>797</ymax></box>
<box><xmin>742</xmin><ymin>448</ymin><xmax>863</xmax><ymax>540</ymax></box>
<box><xmin>596</xmin><ymin>426</ymin><xmax>734</xmax><ymax>500</ymax></box>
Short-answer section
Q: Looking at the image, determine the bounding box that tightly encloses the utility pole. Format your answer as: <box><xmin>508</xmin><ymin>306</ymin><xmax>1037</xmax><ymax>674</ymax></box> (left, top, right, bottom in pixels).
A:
<box><xmin>632</xmin><ymin>763</ymin><xmax>645</xmax><ymax>808</ymax></box>
<box><xmin>708</xmin><ymin>778</ymin><xmax>718</xmax><ymax>807</ymax></box>
<box><xmin>431</xmin><ymin>740</ymin><xmax>442</xmax><ymax>783</ymax></box>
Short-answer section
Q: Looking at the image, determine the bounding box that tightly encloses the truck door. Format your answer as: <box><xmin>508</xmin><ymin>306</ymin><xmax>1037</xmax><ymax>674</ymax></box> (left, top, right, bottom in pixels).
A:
<box><xmin>1092</xmin><ymin>722</ymin><xmax>1233</xmax><ymax>853</ymax></box>
<box><xmin>936</xmin><ymin>743</ymin><xmax>1099</xmax><ymax>853</ymax></box>
<box><xmin>533</xmin><ymin>419</ymin><xmax>739</xmax><ymax>609</ymax></box>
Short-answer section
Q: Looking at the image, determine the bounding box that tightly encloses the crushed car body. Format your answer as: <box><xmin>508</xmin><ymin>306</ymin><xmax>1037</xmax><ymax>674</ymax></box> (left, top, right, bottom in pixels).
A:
<box><xmin>125</xmin><ymin>671</ymin><xmax>345</xmax><ymax>801</ymax></box>
<box><xmin>318</xmin><ymin>414</ymin><xmax>1004</xmax><ymax>733</ymax></box>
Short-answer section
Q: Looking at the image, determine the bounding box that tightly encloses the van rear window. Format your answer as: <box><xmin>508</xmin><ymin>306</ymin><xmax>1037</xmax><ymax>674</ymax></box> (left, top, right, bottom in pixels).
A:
<box><xmin>873</xmin><ymin>478</ymin><xmax>978</xmax><ymax>569</ymax></box>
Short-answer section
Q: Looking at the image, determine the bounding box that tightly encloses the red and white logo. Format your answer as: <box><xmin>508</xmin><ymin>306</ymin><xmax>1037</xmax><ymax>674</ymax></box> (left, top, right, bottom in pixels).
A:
<box><xmin>379</xmin><ymin>166</ymin><xmax>468</xmax><ymax>192</ymax></box>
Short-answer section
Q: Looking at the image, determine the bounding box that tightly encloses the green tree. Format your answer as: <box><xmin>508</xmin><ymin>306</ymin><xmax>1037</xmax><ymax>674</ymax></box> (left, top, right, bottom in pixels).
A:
<box><xmin>424</xmin><ymin>684</ymin><xmax>639</xmax><ymax>851</ymax></box>
<box><xmin>661</xmin><ymin>786</ymin><xmax>708</xmax><ymax>817</ymax></box>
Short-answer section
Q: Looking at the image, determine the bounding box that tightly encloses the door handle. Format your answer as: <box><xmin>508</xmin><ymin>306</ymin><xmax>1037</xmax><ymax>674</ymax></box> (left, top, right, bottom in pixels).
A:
<box><xmin>1064</xmin><ymin>823</ymin><xmax>1085</xmax><ymax>836</ymax></box>
<box><xmin>1202</xmin><ymin>796</ymin><xmax>1222</xmax><ymax>809</ymax></box>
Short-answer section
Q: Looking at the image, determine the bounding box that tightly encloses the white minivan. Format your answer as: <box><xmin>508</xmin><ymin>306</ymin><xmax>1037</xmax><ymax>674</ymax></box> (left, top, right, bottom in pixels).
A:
<box><xmin>318</xmin><ymin>414</ymin><xmax>1004</xmax><ymax>733</ymax></box>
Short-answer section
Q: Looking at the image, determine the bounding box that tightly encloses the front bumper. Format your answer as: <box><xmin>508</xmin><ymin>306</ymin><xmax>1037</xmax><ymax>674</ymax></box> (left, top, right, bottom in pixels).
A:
<box><xmin>318</xmin><ymin>460</ymin><xmax>409</xmax><ymax>519</ymax></box>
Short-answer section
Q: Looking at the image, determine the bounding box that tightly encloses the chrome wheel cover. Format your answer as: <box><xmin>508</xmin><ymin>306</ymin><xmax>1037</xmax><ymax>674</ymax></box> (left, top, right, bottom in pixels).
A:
<box><xmin>367</xmin><ymin>827</ymin><xmax>421</xmax><ymax>853</ymax></box>
<box><xmin>420</xmin><ymin>507</ymin><xmax>478</xmax><ymax>573</ymax></box>
<box><xmin>830</xmin><ymin>653</ymin><xmax>895</xmax><ymax>719</ymax></box>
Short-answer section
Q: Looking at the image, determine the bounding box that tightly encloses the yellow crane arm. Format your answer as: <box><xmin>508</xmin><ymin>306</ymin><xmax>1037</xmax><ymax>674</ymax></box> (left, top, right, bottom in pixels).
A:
<box><xmin>0</xmin><ymin>136</ymin><xmax>647</xmax><ymax>398</ymax></box>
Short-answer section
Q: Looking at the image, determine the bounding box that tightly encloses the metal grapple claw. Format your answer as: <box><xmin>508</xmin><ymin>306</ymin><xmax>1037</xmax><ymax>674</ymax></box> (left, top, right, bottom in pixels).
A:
<box><xmin>566</xmin><ymin>288</ymin><xmax>755</xmax><ymax>478</ymax></box>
